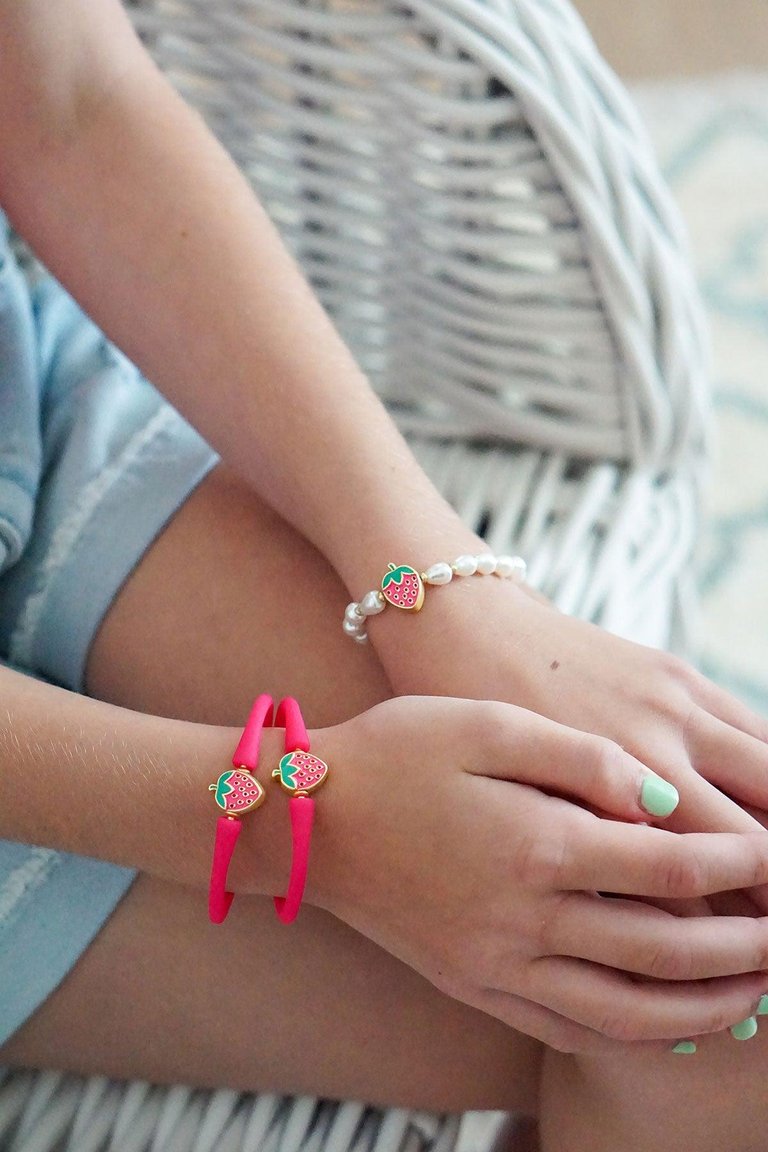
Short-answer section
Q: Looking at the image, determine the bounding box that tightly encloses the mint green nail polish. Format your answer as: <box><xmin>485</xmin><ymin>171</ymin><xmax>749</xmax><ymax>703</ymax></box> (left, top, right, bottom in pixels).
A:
<box><xmin>757</xmin><ymin>996</ymin><xmax>768</xmax><ymax>1016</ymax></box>
<box><xmin>730</xmin><ymin>1016</ymin><xmax>758</xmax><ymax>1041</ymax></box>
<box><xmin>640</xmin><ymin>773</ymin><xmax>680</xmax><ymax>818</ymax></box>
<box><xmin>672</xmin><ymin>1041</ymin><xmax>697</xmax><ymax>1054</ymax></box>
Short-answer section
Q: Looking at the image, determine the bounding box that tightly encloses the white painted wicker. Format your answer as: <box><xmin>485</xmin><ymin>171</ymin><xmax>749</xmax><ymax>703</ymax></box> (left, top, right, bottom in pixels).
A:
<box><xmin>0</xmin><ymin>1069</ymin><xmax>478</xmax><ymax>1151</ymax></box>
<box><xmin>125</xmin><ymin>0</ymin><xmax>713</xmax><ymax>651</ymax></box>
<box><xmin>0</xmin><ymin>0</ymin><xmax>712</xmax><ymax>1148</ymax></box>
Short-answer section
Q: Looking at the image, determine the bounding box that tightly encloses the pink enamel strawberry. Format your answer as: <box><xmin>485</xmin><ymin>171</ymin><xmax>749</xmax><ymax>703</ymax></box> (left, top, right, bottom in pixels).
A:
<box><xmin>273</xmin><ymin>751</ymin><xmax>329</xmax><ymax>795</ymax></box>
<box><xmin>380</xmin><ymin>563</ymin><xmax>424</xmax><ymax>611</ymax></box>
<box><xmin>209</xmin><ymin>769</ymin><xmax>265</xmax><ymax>814</ymax></box>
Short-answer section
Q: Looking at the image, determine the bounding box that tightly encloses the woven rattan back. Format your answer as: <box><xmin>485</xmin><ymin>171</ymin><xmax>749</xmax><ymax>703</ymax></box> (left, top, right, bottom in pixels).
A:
<box><xmin>129</xmin><ymin>0</ymin><xmax>710</xmax><ymax>474</ymax></box>
<box><xmin>122</xmin><ymin>0</ymin><xmax>713</xmax><ymax>651</ymax></box>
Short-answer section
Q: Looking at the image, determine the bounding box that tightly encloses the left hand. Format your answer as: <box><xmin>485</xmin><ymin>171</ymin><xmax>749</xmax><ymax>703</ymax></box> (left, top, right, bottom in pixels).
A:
<box><xmin>367</xmin><ymin>574</ymin><xmax>768</xmax><ymax>909</ymax></box>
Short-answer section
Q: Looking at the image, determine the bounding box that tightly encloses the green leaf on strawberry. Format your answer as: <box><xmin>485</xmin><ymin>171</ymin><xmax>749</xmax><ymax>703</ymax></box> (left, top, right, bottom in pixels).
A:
<box><xmin>381</xmin><ymin>563</ymin><xmax>417</xmax><ymax>589</ymax></box>
<box><xmin>380</xmin><ymin>563</ymin><xmax>425</xmax><ymax>611</ymax></box>
<box><xmin>213</xmin><ymin>771</ymin><xmax>235</xmax><ymax>808</ymax></box>
<box><xmin>274</xmin><ymin>751</ymin><xmax>329</xmax><ymax>794</ymax></box>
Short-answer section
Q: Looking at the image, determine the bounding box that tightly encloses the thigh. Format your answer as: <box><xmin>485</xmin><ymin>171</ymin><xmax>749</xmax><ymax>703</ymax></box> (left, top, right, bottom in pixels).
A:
<box><xmin>82</xmin><ymin>460</ymin><xmax>392</xmax><ymax>729</ymax></box>
<box><xmin>1</xmin><ymin>461</ymin><xmax>543</xmax><ymax>1117</ymax></box>
<box><xmin>539</xmin><ymin>1026</ymin><xmax>768</xmax><ymax>1151</ymax></box>
<box><xmin>0</xmin><ymin>870</ymin><xmax>542</xmax><ymax>1115</ymax></box>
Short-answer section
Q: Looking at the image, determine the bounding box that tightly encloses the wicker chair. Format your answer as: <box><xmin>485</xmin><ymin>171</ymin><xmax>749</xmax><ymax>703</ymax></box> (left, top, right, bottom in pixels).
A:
<box><xmin>0</xmin><ymin>0</ymin><xmax>712</xmax><ymax>1148</ymax></box>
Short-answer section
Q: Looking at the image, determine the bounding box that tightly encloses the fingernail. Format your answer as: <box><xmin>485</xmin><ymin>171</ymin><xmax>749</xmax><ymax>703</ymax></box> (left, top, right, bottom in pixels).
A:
<box><xmin>671</xmin><ymin>1040</ymin><xmax>697</xmax><ymax>1054</ymax></box>
<box><xmin>730</xmin><ymin>1016</ymin><xmax>758</xmax><ymax>1041</ymax></box>
<box><xmin>640</xmin><ymin>773</ymin><xmax>680</xmax><ymax>818</ymax></box>
<box><xmin>757</xmin><ymin>995</ymin><xmax>768</xmax><ymax>1016</ymax></box>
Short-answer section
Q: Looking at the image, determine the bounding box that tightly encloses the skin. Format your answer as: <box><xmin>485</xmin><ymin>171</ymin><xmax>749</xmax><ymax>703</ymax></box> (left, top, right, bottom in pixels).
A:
<box><xmin>0</xmin><ymin>464</ymin><xmax>544</xmax><ymax>1124</ymax></box>
<box><xmin>1</xmin><ymin>0</ymin><xmax>768</xmax><ymax>872</ymax></box>
<box><xmin>2</xmin><ymin>2</ymin><xmax>768</xmax><ymax>1146</ymax></box>
<box><xmin>2</xmin><ymin>464</ymin><xmax>768</xmax><ymax>1152</ymax></box>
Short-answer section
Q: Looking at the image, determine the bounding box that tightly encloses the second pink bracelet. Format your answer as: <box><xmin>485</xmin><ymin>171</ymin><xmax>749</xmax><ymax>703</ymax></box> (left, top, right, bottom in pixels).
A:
<box><xmin>207</xmin><ymin>693</ymin><xmax>329</xmax><ymax>926</ymax></box>
<box><xmin>271</xmin><ymin>697</ymin><xmax>330</xmax><ymax>924</ymax></box>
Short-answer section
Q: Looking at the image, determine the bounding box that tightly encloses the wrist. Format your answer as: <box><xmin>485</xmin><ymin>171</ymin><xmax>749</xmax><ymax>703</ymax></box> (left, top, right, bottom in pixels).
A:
<box><xmin>365</xmin><ymin>572</ymin><xmax>537</xmax><ymax>693</ymax></box>
<box><xmin>322</xmin><ymin>464</ymin><xmax>487</xmax><ymax>596</ymax></box>
<box><xmin>204</xmin><ymin>719</ymin><xmax>346</xmax><ymax>910</ymax></box>
<box><xmin>276</xmin><ymin>719</ymin><xmax>362</xmax><ymax>915</ymax></box>
<box><xmin>64</xmin><ymin>714</ymin><xmax>299</xmax><ymax>898</ymax></box>
<box><xmin>0</xmin><ymin>665</ymin><xmax>247</xmax><ymax>883</ymax></box>
<box><xmin>346</xmin><ymin>550</ymin><xmax>533</xmax><ymax>687</ymax></box>
<box><xmin>196</xmin><ymin>723</ymin><xmax>296</xmax><ymax>899</ymax></box>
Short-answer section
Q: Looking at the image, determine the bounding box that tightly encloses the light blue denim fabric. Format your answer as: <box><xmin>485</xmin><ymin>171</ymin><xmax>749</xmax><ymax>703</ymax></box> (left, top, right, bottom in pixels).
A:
<box><xmin>0</xmin><ymin>214</ymin><xmax>42</xmax><ymax>580</ymax></box>
<box><xmin>0</xmin><ymin>213</ymin><xmax>220</xmax><ymax>1047</ymax></box>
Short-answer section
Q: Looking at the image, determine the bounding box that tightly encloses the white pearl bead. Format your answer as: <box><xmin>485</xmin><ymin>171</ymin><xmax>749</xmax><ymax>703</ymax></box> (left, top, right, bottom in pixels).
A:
<box><xmin>475</xmin><ymin>554</ymin><xmax>497</xmax><ymax>575</ymax></box>
<box><xmin>343</xmin><ymin>618</ymin><xmax>364</xmax><ymax>637</ymax></box>
<box><xmin>509</xmin><ymin>556</ymin><xmax>527</xmax><ymax>581</ymax></box>
<box><xmin>353</xmin><ymin>631</ymin><xmax>369</xmax><ymax>644</ymax></box>
<box><xmin>359</xmin><ymin>590</ymin><xmax>386</xmax><ymax>616</ymax></box>
<box><xmin>452</xmin><ymin>554</ymin><xmax>478</xmax><ymax>576</ymax></box>
<box><xmin>345</xmin><ymin>602</ymin><xmax>364</xmax><ymax>624</ymax></box>
<box><xmin>494</xmin><ymin>555</ymin><xmax>519</xmax><ymax>578</ymax></box>
<box><xmin>423</xmin><ymin>561</ymin><xmax>453</xmax><ymax>586</ymax></box>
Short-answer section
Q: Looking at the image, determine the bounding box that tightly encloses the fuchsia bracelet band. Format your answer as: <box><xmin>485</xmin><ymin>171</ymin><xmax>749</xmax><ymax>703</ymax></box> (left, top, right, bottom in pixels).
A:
<box><xmin>207</xmin><ymin>694</ymin><xmax>329</xmax><ymax>925</ymax></box>
<box><xmin>271</xmin><ymin>697</ymin><xmax>329</xmax><ymax>924</ymax></box>
<box><xmin>208</xmin><ymin>693</ymin><xmax>273</xmax><ymax>925</ymax></box>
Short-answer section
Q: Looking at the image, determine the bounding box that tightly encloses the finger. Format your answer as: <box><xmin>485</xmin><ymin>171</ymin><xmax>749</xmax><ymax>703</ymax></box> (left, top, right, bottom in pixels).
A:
<box><xmin>655</xmin><ymin>753</ymin><xmax>768</xmax><ymax>914</ymax></box>
<box><xmin>481</xmin><ymin>717</ymin><xmax>680</xmax><ymax>823</ymax></box>
<box><xmin>542</xmin><ymin>891</ymin><xmax>768</xmax><ymax>980</ymax></box>
<box><xmin>688</xmin><ymin>673</ymin><xmax>768</xmax><ymax>746</ymax></box>
<box><xmin>630</xmin><ymin>893</ymin><xmax>766</xmax><ymax>931</ymax></box>
<box><xmin>642</xmin><ymin>755</ymin><xmax>764</xmax><ymax>838</ymax></box>
<box><xmin>634</xmin><ymin>893</ymin><xmax>713</xmax><ymax>919</ymax></box>
<box><xmin>466</xmin><ymin>984</ymin><xmax>673</xmax><ymax>1057</ymax></box>
<box><xmin>523</xmin><ymin>955</ymin><xmax>768</xmax><ymax>1042</ymax></box>
<box><xmin>686</xmin><ymin>710</ymin><xmax>768</xmax><ymax>812</ymax></box>
<box><xmin>706</xmin><ymin>890</ymin><xmax>762</xmax><ymax>917</ymax></box>
<box><xmin>739</xmin><ymin>802</ymin><xmax>768</xmax><ymax>830</ymax></box>
<box><xmin>648</xmin><ymin>894</ymin><xmax>765</xmax><ymax>929</ymax></box>
<box><xmin>563</xmin><ymin>820</ymin><xmax>768</xmax><ymax>897</ymax></box>
<box><xmin>594</xmin><ymin>889</ymin><xmax>719</xmax><ymax>917</ymax></box>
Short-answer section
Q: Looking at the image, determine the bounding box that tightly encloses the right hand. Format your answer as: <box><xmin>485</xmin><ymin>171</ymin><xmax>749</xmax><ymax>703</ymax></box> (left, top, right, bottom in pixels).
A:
<box><xmin>303</xmin><ymin>696</ymin><xmax>768</xmax><ymax>1055</ymax></box>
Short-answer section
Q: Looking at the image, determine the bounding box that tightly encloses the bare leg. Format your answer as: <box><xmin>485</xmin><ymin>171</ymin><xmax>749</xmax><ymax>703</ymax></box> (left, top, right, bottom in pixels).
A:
<box><xmin>0</xmin><ymin>463</ymin><xmax>542</xmax><ymax>1119</ymax></box>
<box><xmin>493</xmin><ymin>1116</ymin><xmax>541</xmax><ymax>1152</ymax></box>
<box><xmin>540</xmin><ymin>1023</ymin><xmax>768</xmax><ymax>1151</ymax></box>
<box><xmin>79</xmin><ymin>460</ymin><xmax>393</xmax><ymax>730</ymax></box>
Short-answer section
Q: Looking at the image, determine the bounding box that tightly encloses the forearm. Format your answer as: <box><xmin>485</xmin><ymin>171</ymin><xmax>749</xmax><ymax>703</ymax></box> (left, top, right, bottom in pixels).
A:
<box><xmin>0</xmin><ymin>0</ymin><xmax>483</xmax><ymax>600</ymax></box>
<box><xmin>0</xmin><ymin>662</ymin><xmax>295</xmax><ymax>896</ymax></box>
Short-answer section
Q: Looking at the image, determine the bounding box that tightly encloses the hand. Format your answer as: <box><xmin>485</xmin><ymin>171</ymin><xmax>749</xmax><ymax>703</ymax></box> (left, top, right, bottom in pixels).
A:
<box><xmin>306</xmin><ymin>696</ymin><xmax>768</xmax><ymax>1055</ymax></box>
<box><xmin>368</xmin><ymin>577</ymin><xmax>768</xmax><ymax>910</ymax></box>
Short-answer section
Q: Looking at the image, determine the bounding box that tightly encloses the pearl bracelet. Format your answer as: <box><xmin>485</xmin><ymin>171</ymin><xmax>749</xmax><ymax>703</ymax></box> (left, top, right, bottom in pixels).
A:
<box><xmin>343</xmin><ymin>552</ymin><xmax>527</xmax><ymax>643</ymax></box>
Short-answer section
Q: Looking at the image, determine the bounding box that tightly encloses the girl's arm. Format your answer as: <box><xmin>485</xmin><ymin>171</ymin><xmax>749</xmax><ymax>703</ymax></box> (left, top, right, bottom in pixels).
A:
<box><xmin>0</xmin><ymin>0</ymin><xmax>485</xmax><ymax>604</ymax></box>
<box><xmin>3</xmin><ymin>0</ymin><xmax>768</xmax><ymax>906</ymax></box>
<box><xmin>0</xmin><ymin>662</ymin><xmax>293</xmax><ymax>895</ymax></box>
<box><xmin>6</xmin><ymin>660</ymin><xmax>768</xmax><ymax>1053</ymax></box>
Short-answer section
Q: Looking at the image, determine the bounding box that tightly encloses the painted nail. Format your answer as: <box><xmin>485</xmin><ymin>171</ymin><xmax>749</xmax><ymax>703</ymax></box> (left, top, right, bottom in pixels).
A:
<box><xmin>730</xmin><ymin>1016</ymin><xmax>758</xmax><ymax>1041</ymax></box>
<box><xmin>671</xmin><ymin>1040</ymin><xmax>697</xmax><ymax>1054</ymax></box>
<box><xmin>640</xmin><ymin>773</ymin><xmax>680</xmax><ymax>818</ymax></box>
<box><xmin>757</xmin><ymin>995</ymin><xmax>768</xmax><ymax>1016</ymax></box>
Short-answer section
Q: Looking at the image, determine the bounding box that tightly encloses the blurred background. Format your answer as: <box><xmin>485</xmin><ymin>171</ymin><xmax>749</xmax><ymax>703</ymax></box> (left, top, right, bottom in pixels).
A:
<box><xmin>577</xmin><ymin>0</ymin><xmax>767</xmax><ymax>78</ymax></box>
<box><xmin>579</xmin><ymin>1</ymin><xmax>768</xmax><ymax>717</ymax></box>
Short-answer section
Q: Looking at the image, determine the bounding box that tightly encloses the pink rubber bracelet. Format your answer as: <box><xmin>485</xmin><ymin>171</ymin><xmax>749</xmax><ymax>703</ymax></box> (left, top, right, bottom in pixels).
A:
<box><xmin>207</xmin><ymin>693</ymin><xmax>274</xmax><ymax>924</ymax></box>
<box><xmin>272</xmin><ymin>697</ymin><xmax>329</xmax><ymax>924</ymax></box>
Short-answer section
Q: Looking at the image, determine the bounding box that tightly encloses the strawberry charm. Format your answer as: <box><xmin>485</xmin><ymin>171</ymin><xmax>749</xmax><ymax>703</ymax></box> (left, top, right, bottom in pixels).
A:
<box><xmin>273</xmin><ymin>750</ymin><xmax>329</xmax><ymax>796</ymax></box>
<box><xmin>380</xmin><ymin>563</ymin><xmax>425</xmax><ymax>611</ymax></box>
<box><xmin>209</xmin><ymin>768</ymin><xmax>265</xmax><ymax>816</ymax></box>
